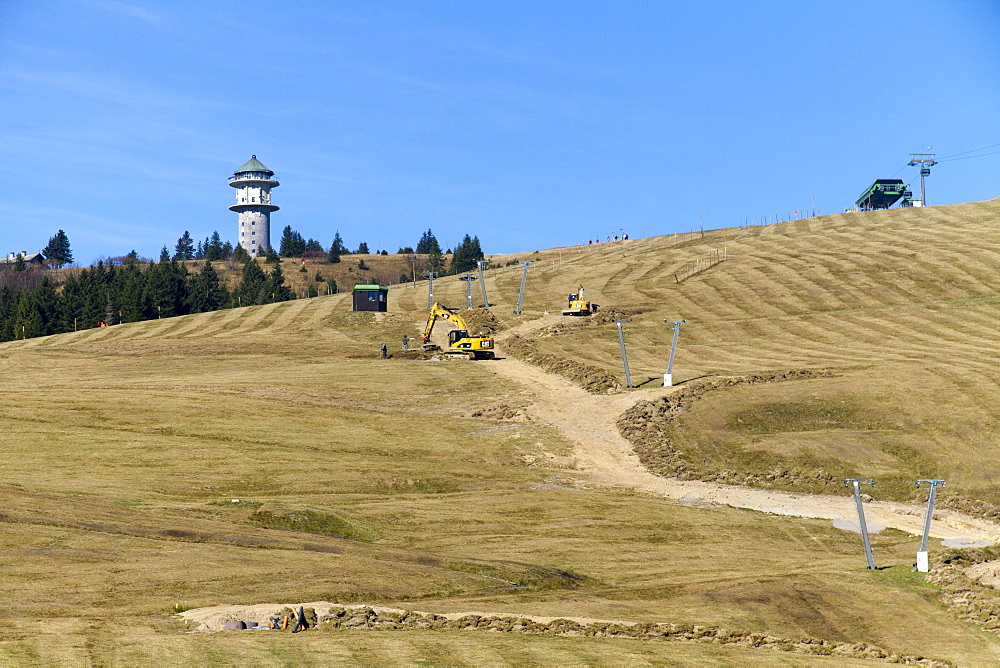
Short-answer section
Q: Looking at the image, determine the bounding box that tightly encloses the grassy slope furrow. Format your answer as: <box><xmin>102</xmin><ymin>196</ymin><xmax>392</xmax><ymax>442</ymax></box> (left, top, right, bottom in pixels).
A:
<box><xmin>6</xmin><ymin>201</ymin><xmax>1000</xmax><ymax>663</ymax></box>
<box><xmin>222</xmin><ymin>301</ymin><xmax>285</xmax><ymax>334</ymax></box>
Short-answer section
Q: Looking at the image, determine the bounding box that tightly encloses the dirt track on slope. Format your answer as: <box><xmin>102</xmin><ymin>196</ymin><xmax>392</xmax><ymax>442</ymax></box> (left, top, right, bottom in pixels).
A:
<box><xmin>492</xmin><ymin>315</ymin><xmax>1000</xmax><ymax>544</ymax></box>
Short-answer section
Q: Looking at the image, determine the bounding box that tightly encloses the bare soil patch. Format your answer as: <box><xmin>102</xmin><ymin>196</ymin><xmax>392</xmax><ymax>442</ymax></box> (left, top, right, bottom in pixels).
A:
<box><xmin>180</xmin><ymin>601</ymin><xmax>946</xmax><ymax>664</ymax></box>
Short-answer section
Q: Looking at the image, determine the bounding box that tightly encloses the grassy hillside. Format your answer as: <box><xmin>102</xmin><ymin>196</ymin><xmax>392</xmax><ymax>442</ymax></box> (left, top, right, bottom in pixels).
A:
<box><xmin>3</xmin><ymin>202</ymin><xmax>1000</xmax><ymax>663</ymax></box>
<box><xmin>399</xmin><ymin>200</ymin><xmax>1000</xmax><ymax>507</ymax></box>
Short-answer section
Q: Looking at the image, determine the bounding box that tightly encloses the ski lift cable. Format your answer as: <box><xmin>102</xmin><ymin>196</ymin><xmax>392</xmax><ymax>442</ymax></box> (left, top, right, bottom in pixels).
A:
<box><xmin>938</xmin><ymin>149</ymin><xmax>1000</xmax><ymax>163</ymax></box>
<box><xmin>888</xmin><ymin>163</ymin><xmax>910</xmax><ymax>178</ymax></box>
<box><xmin>935</xmin><ymin>142</ymin><xmax>1000</xmax><ymax>160</ymax></box>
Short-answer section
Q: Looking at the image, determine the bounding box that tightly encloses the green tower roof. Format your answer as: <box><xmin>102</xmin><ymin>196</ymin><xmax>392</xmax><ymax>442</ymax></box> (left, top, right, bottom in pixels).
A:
<box><xmin>234</xmin><ymin>155</ymin><xmax>273</xmax><ymax>175</ymax></box>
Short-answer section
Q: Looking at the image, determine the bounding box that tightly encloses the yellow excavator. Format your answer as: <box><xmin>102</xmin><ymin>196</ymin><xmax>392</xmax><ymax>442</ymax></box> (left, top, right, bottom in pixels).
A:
<box><xmin>562</xmin><ymin>285</ymin><xmax>598</xmax><ymax>316</ymax></box>
<box><xmin>421</xmin><ymin>303</ymin><xmax>495</xmax><ymax>359</ymax></box>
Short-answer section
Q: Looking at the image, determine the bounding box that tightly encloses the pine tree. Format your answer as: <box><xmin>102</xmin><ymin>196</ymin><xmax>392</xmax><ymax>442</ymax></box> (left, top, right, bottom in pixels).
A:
<box><xmin>356</xmin><ymin>242</ymin><xmax>370</xmax><ymax>254</ymax></box>
<box><xmin>328</xmin><ymin>232</ymin><xmax>345</xmax><ymax>264</ymax></box>
<box><xmin>33</xmin><ymin>277</ymin><xmax>59</xmax><ymax>335</ymax></box>
<box><xmin>232</xmin><ymin>244</ymin><xmax>251</xmax><ymax>263</ymax></box>
<box><xmin>205</xmin><ymin>231</ymin><xmax>225</xmax><ymax>260</ymax></box>
<box><xmin>80</xmin><ymin>262</ymin><xmax>108</xmax><ymax>326</ymax></box>
<box><xmin>187</xmin><ymin>261</ymin><xmax>230</xmax><ymax>312</ymax></box>
<box><xmin>174</xmin><ymin>231</ymin><xmax>195</xmax><ymax>260</ymax></box>
<box><xmin>10</xmin><ymin>291</ymin><xmax>42</xmax><ymax>339</ymax></box>
<box><xmin>266</xmin><ymin>263</ymin><xmax>294</xmax><ymax>302</ymax></box>
<box><xmin>232</xmin><ymin>259</ymin><xmax>267</xmax><ymax>306</ymax></box>
<box><xmin>58</xmin><ymin>273</ymin><xmax>84</xmax><ymax>331</ymax></box>
<box><xmin>159</xmin><ymin>246</ymin><xmax>170</xmax><ymax>262</ymax></box>
<box><xmin>279</xmin><ymin>225</ymin><xmax>306</xmax><ymax>257</ymax></box>
<box><xmin>0</xmin><ymin>286</ymin><xmax>14</xmax><ymax>342</ymax></box>
<box><xmin>116</xmin><ymin>262</ymin><xmax>146</xmax><ymax>323</ymax></box>
<box><xmin>450</xmin><ymin>234</ymin><xmax>484</xmax><ymax>274</ymax></box>
<box><xmin>279</xmin><ymin>225</ymin><xmax>295</xmax><ymax>256</ymax></box>
<box><xmin>103</xmin><ymin>295</ymin><xmax>118</xmax><ymax>326</ymax></box>
<box><xmin>305</xmin><ymin>238</ymin><xmax>323</xmax><ymax>252</ymax></box>
<box><xmin>145</xmin><ymin>257</ymin><xmax>189</xmax><ymax>318</ymax></box>
<box><xmin>42</xmin><ymin>230</ymin><xmax>73</xmax><ymax>266</ymax></box>
<box><xmin>416</xmin><ymin>229</ymin><xmax>441</xmax><ymax>255</ymax></box>
<box><xmin>429</xmin><ymin>252</ymin><xmax>446</xmax><ymax>274</ymax></box>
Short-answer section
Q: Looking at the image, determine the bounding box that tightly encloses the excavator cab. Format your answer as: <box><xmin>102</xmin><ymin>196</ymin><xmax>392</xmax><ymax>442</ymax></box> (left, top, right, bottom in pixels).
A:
<box><xmin>448</xmin><ymin>329</ymin><xmax>471</xmax><ymax>346</ymax></box>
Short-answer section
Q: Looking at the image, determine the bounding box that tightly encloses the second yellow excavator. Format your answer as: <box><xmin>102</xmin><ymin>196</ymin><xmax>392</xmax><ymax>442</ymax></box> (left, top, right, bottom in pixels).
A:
<box><xmin>562</xmin><ymin>285</ymin><xmax>598</xmax><ymax>316</ymax></box>
<box><xmin>421</xmin><ymin>303</ymin><xmax>495</xmax><ymax>359</ymax></box>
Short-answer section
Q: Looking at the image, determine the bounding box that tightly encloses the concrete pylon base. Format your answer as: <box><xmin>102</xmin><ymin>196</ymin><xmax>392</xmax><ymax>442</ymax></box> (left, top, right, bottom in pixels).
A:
<box><xmin>663</xmin><ymin>373</ymin><xmax>672</xmax><ymax>387</ymax></box>
<box><xmin>916</xmin><ymin>550</ymin><xmax>929</xmax><ymax>573</ymax></box>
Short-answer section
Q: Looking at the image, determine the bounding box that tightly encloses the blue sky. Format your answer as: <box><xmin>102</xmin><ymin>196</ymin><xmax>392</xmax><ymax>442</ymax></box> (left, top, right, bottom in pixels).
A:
<box><xmin>2</xmin><ymin>1</ymin><xmax>998</xmax><ymax>264</ymax></box>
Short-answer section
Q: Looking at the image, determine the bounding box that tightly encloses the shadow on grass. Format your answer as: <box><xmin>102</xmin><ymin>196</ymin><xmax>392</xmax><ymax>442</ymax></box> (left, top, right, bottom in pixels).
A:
<box><xmin>633</xmin><ymin>374</ymin><xmax>718</xmax><ymax>388</ymax></box>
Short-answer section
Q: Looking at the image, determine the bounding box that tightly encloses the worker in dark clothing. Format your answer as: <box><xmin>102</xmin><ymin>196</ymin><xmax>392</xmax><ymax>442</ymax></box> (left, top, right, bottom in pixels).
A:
<box><xmin>292</xmin><ymin>605</ymin><xmax>308</xmax><ymax>633</ymax></box>
<box><xmin>380</xmin><ymin>342</ymin><xmax>388</xmax><ymax>359</ymax></box>
<box><xmin>402</xmin><ymin>335</ymin><xmax>410</xmax><ymax>352</ymax></box>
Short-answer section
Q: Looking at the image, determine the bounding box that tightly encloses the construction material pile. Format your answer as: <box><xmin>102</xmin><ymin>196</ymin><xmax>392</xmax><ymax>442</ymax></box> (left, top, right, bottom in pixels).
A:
<box><xmin>502</xmin><ymin>334</ymin><xmax>622</xmax><ymax>394</ymax></box>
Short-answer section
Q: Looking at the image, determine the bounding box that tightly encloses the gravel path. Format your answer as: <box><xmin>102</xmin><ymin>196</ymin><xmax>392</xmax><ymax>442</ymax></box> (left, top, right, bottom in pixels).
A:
<box><xmin>492</xmin><ymin>316</ymin><xmax>1000</xmax><ymax>544</ymax></box>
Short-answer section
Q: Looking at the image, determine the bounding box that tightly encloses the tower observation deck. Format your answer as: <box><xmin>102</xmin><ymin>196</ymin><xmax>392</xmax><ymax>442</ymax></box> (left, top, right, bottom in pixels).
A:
<box><xmin>229</xmin><ymin>155</ymin><xmax>279</xmax><ymax>257</ymax></box>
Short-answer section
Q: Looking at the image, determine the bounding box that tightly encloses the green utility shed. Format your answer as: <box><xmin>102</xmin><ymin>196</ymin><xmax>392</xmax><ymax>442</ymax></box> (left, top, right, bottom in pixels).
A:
<box><xmin>352</xmin><ymin>284</ymin><xmax>388</xmax><ymax>312</ymax></box>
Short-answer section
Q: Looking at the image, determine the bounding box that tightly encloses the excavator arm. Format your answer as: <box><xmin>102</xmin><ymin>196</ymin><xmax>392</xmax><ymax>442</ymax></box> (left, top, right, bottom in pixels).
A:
<box><xmin>421</xmin><ymin>302</ymin><xmax>494</xmax><ymax>359</ymax></box>
<box><xmin>422</xmin><ymin>303</ymin><xmax>469</xmax><ymax>343</ymax></box>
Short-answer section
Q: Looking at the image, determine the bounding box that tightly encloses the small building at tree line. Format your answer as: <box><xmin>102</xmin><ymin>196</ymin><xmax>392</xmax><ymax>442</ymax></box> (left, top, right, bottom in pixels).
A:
<box><xmin>0</xmin><ymin>252</ymin><xmax>45</xmax><ymax>267</ymax></box>
<box><xmin>352</xmin><ymin>284</ymin><xmax>388</xmax><ymax>312</ymax></box>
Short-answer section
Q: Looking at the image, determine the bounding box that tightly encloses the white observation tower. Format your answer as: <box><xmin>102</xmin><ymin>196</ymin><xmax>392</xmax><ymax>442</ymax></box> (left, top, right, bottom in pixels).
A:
<box><xmin>229</xmin><ymin>155</ymin><xmax>279</xmax><ymax>257</ymax></box>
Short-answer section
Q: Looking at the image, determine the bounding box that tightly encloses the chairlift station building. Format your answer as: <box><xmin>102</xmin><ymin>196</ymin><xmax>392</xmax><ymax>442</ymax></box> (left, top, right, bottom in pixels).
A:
<box><xmin>352</xmin><ymin>284</ymin><xmax>389</xmax><ymax>312</ymax></box>
<box><xmin>230</xmin><ymin>156</ymin><xmax>279</xmax><ymax>257</ymax></box>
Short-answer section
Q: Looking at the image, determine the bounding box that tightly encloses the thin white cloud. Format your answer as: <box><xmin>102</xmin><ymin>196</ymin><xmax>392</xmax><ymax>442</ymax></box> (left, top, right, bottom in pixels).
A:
<box><xmin>75</xmin><ymin>0</ymin><xmax>167</xmax><ymax>25</ymax></box>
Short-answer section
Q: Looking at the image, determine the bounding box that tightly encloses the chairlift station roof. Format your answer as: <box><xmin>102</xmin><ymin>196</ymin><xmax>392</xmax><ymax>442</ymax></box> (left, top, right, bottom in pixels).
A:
<box><xmin>856</xmin><ymin>179</ymin><xmax>911</xmax><ymax>211</ymax></box>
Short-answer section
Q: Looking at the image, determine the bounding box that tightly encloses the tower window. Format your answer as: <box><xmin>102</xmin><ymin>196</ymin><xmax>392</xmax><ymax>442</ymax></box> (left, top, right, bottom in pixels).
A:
<box><xmin>252</xmin><ymin>197</ymin><xmax>256</xmax><ymax>202</ymax></box>
<box><xmin>251</xmin><ymin>240</ymin><xmax>256</xmax><ymax>245</ymax></box>
<box><xmin>251</xmin><ymin>221</ymin><xmax>255</xmax><ymax>225</ymax></box>
<box><xmin>251</xmin><ymin>231</ymin><xmax>255</xmax><ymax>235</ymax></box>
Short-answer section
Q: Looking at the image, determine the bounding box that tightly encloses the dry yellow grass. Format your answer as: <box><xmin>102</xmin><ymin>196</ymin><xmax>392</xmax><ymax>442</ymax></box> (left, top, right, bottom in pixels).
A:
<box><xmin>411</xmin><ymin>200</ymin><xmax>1000</xmax><ymax>506</ymax></box>
<box><xmin>3</xmin><ymin>202</ymin><xmax>1000</xmax><ymax>663</ymax></box>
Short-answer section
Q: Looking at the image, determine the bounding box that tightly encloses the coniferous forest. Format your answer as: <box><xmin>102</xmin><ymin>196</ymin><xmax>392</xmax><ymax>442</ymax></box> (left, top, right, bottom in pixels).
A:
<box><xmin>0</xmin><ymin>257</ymin><xmax>292</xmax><ymax>342</ymax></box>
<box><xmin>0</xmin><ymin>227</ymin><xmax>485</xmax><ymax>343</ymax></box>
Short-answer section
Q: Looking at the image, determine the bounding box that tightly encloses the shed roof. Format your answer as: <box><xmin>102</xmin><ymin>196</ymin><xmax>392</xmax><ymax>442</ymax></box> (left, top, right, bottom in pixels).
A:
<box><xmin>352</xmin><ymin>284</ymin><xmax>388</xmax><ymax>291</ymax></box>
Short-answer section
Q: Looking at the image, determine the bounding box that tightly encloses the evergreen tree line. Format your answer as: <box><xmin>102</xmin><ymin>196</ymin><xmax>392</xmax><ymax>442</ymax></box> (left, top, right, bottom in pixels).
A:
<box><xmin>173</xmin><ymin>230</ymin><xmax>235</xmax><ymax>261</ymax></box>
<box><xmin>170</xmin><ymin>226</ymin><xmax>483</xmax><ymax>279</ymax></box>
<box><xmin>0</xmin><ymin>257</ymin><xmax>294</xmax><ymax>342</ymax></box>
<box><xmin>278</xmin><ymin>226</ymin><xmax>324</xmax><ymax>257</ymax></box>
<box><xmin>395</xmin><ymin>229</ymin><xmax>484</xmax><ymax>279</ymax></box>
<box><xmin>323</xmin><ymin>228</ymin><xmax>484</xmax><ymax>279</ymax></box>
